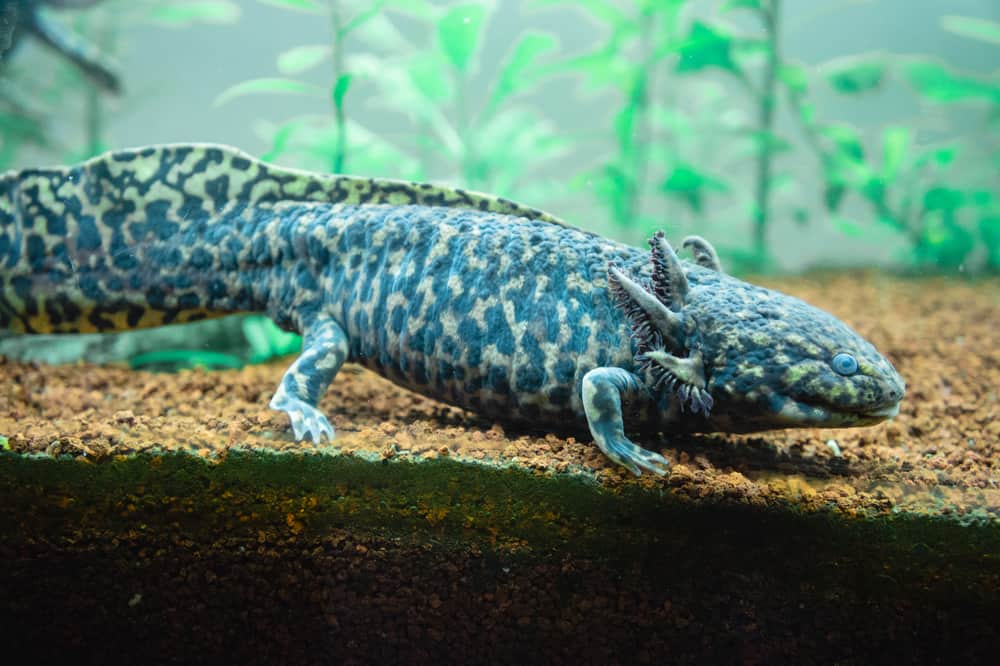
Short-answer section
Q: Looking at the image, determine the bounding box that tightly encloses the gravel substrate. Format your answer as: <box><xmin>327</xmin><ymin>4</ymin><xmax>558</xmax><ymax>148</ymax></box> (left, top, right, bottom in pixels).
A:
<box><xmin>2</xmin><ymin>271</ymin><xmax>997</xmax><ymax>519</ymax></box>
<box><xmin>1</xmin><ymin>271</ymin><xmax>997</xmax><ymax>664</ymax></box>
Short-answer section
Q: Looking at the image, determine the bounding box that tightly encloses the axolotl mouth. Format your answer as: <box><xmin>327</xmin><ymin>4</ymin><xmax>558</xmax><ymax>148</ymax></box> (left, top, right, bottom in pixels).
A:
<box><xmin>771</xmin><ymin>395</ymin><xmax>902</xmax><ymax>428</ymax></box>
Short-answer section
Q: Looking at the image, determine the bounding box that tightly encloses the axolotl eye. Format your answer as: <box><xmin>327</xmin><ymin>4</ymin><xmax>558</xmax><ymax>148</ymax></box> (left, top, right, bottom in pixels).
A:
<box><xmin>831</xmin><ymin>352</ymin><xmax>859</xmax><ymax>376</ymax></box>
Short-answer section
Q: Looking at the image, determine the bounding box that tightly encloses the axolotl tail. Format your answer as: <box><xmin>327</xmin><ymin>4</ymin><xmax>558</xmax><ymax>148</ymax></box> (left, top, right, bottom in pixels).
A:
<box><xmin>0</xmin><ymin>143</ymin><xmax>566</xmax><ymax>334</ymax></box>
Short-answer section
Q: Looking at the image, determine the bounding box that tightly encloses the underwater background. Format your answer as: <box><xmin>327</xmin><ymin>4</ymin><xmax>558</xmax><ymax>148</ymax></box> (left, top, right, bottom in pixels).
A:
<box><xmin>2</xmin><ymin>3</ymin><xmax>999</xmax><ymax>663</ymax></box>
<box><xmin>2</xmin><ymin>0</ymin><xmax>998</xmax><ymax>276</ymax></box>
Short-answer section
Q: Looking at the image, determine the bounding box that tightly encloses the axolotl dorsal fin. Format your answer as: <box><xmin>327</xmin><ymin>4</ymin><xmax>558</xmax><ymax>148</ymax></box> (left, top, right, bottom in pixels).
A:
<box><xmin>608</xmin><ymin>232</ymin><xmax>714</xmax><ymax>415</ymax></box>
<box><xmin>0</xmin><ymin>143</ymin><xmax>585</xmax><ymax>234</ymax></box>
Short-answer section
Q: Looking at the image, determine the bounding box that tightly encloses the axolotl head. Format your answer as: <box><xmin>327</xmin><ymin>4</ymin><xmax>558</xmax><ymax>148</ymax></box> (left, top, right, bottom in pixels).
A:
<box><xmin>609</xmin><ymin>233</ymin><xmax>905</xmax><ymax>433</ymax></box>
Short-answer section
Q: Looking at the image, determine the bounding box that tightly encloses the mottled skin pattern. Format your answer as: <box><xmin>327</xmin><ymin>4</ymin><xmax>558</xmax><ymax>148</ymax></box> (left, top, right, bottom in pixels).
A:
<box><xmin>0</xmin><ymin>144</ymin><xmax>905</xmax><ymax>475</ymax></box>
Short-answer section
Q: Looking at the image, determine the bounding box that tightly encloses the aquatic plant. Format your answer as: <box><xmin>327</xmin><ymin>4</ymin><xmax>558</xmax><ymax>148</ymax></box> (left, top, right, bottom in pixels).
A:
<box><xmin>534</xmin><ymin>0</ymin><xmax>698</xmax><ymax>241</ymax></box>
<box><xmin>527</xmin><ymin>0</ymin><xmax>789</xmax><ymax>265</ymax></box>
<box><xmin>214</xmin><ymin>0</ymin><xmax>406</xmax><ymax>176</ymax></box>
<box><xmin>536</xmin><ymin>0</ymin><xmax>997</xmax><ymax>273</ymax></box>
<box><xmin>216</xmin><ymin>0</ymin><xmax>565</xmax><ymax>202</ymax></box>
<box><xmin>782</xmin><ymin>14</ymin><xmax>1000</xmax><ymax>273</ymax></box>
<box><xmin>0</xmin><ymin>0</ymin><xmax>245</xmax><ymax>370</ymax></box>
<box><xmin>0</xmin><ymin>0</ymin><xmax>240</xmax><ymax>167</ymax></box>
<box><xmin>351</xmin><ymin>0</ymin><xmax>568</xmax><ymax>199</ymax></box>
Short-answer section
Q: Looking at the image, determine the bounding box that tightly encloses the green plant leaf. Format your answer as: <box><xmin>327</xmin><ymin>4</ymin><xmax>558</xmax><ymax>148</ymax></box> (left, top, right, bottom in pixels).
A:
<box><xmin>148</xmin><ymin>1</ymin><xmax>241</xmax><ymax>26</ymax></box>
<box><xmin>256</xmin><ymin>0</ymin><xmax>324</xmax><ymax>13</ymax></box>
<box><xmin>555</xmin><ymin>41</ymin><xmax>632</xmax><ymax>92</ymax></box>
<box><xmin>437</xmin><ymin>3</ymin><xmax>489</xmax><ymax>73</ymax></box>
<box><xmin>332</xmin><ymin>73</ymin><xmax>352</xmax><ymax>108</ymax></box>
<box><xmin>941</xmin><ymin>15</ymin><xmax>1000</xmax><ymax>46</ymax></box>
<box><xmin>352</xmin><ymin>11</ymin><xmax>411</xmax><ymax>50</ymax></box>
<box><xmin>824</xmin><ymin>184</ymin><xmax>846</xmax><ymax>212</ymax></box>
<box><xmin>347</xmin><ymin>53</ymin><xmax>460</xmax><ymax>156</ymax></box>
<box><xmin>914</xmin><ymin>144</ymin><xmax>958</xmax><ymax>169</ymax></box>
<box><xmin>407</xmin><ymin>52</ymin><xmax>454</xmax><ymax>103</ymax></box>
<box><xmin>821</xmin><ymin>123</ymin><xmax>865</xmax><ymax>161</ymax></box>
<box><xmin>214</xmin><ymin>78</ymin><xmax>323</xmax><ymax>106</ymax></box>
<box><xmin>383</xmin><ymin>0</ymin><xmax>436</xmax><ymax>16</ymax></box>
<box><xmin>978</xmin><ymin>214</ymin><xmax>1000</xmax><ymax>270</ymax></box>
<box><xmin>594</xmin><ymin>163</ymin><xmax>632</xmax><ymax>224</ymax></box>
<box><xmin>676</xmin><ymin>21</ymin><xmax>739</xmax><ymax>75</ymax></box>
<box><xmin>819</xmin><ymin>124</ymin><xmax>877</xmax><ymax>203</ymax></box>
<box><xmin>721</xmin><ymin>0</ymin><xmax>762</xmax><ymax>12</ymax></box>
<box><xmin>778</xmin><ymin>63</ymin><xmax>808</xmax><ymax>95</ymax></box>
<box><xmin>487</xmin><ymin>31</ymin><xmax>557</xmax><ymax>111</ymax></box>
<box><xmin>923</xmin><ymin>186</ymin><xmax>965</xmax><ymax>212</ymax></box>
<box><xmin>277</xmin><ymin>44</ymin><xmax>331</xmax><ymax>74</ymax></box>
<box><xmin>613</xmin><ymin>103</ymin><xmax>637</xmax><ymax>153</ymax></box>
<box><xmin>660</xmin><ymin>162</ymin><xmax>729</xmax><ymax>213</ymax></box>
<box><xmin>825</xmin><ymin>55</ymin><xmax>886</xmax><ymax>94</ymax></box>
<box><xmin>341</xmin><ymin>1</ymin><xmax>386</xmax><ymax>36</ymax></box>
<box><xmin>915</xmin><ymin>212</ymin><xmax>974</xmax><ymax>269</ymax></box>
<box><xmin>881</xmin><ymin>126</ymin><xmax>909</xmax><ymax>181</ymax></box>
<box><xmin>260</xmin><ymin>115</ymin><xmax>320</xmax><ymax>161</ymax></box>
<box><xmin>797</xmin><ymin>100</ymin><xmax>816</xmax><ymax>125</ymax></box>
<box><xmin>905</xmin><ymin>59</ymin><xmax>1000</xmax><ymax>104</ymax></box>
<box><xmin>472</xmin><ymin>106</ymin><xmax>569</xmax><ymax>196</ymax></box>
<box><xmin>129</xmin><ymin>350</ymin><xmax>245</xmax><ymax>372</ymax></box>
<box><xmin>742</xmin><ymin>129</ymin><xmax>792</xmax><ymax>156</ymax></box>
<box><xmin>832</xmin><ymin>215</ymin><xmax>865</xmax><ymax>237</ymax></box>
<box><xmin>734</xmin><ymin>37</ymin><xmax>770</xmax><ymax>60</ymax></box>
<box><xmin>243</xmin><ymin>315</ymin><xmax>301</xmax><ymax>363</ymax></box>
<box><xmin>970</xmin><ymin>190</ymin><xmax>994</xmax><ymax>208</ymax></box>
<box><xmin>535</xmin><ymin>0</ymin><xmax>628</xmax><ymax>27</ymax></box>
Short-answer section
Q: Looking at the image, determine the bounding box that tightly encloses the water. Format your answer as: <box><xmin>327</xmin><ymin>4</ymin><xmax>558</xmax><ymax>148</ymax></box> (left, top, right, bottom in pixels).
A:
<box><xmin>0</xmin><ymin>1</ymin><xmax>998</xmax><ymax>662</ymax></box>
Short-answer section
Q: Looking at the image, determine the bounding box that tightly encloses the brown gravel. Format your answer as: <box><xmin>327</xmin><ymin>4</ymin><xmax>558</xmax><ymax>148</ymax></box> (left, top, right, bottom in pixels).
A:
<box><xmin>1</xmin><ymin>271</ymin><xmax>998</xmax><ymax>521</ymax></box>
<box><xmin>1</xmin><ymin>271</ymin><xmax>998</xmax><ymax>664</ymax></box>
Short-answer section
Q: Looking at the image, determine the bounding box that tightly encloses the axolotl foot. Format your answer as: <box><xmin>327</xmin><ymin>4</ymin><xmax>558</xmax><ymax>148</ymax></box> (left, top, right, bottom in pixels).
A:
<box><xmin>582</xmin><ymin>367</ymin><xmax>670</xmax><ymax>477</ymax></box>
<box><xmin>270</xmin><ymin>395</ymin><xmax>336</xmax><ymax>443</ymax></box>
<box><xmin>269</xmin><ymin>314</ymin><xmax>348</xmax><ymax>443</ymax></box>
<box><xmin>600</xmin><ymin>435</ymin><xmax>670</xmax><ymax>477</ymax></box>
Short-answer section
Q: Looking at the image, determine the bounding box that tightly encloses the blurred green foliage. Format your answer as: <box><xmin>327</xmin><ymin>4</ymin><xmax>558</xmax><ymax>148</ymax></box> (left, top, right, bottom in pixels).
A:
<box><xmin>4</xmin><ymin>0</ymin><xmax>997</xmax><ymax>274</ymax></box>
<box><xmin>788</xmin><ymin>46</ymin><xmax>1000</xmax><ymax>273</ymax></box>
<box><xmin>2</xmin><ymin>0</ymin><xmax>998</xmax><ymax>373</ymax></box>
<box><xmin>217</xmin><ymin>0</ymin><xmax>997</xmax><ymax>274</ymax></box>
<box><xmin>216</xmin><ymin>0</ymin><xmax>568</xmax><ymax>201</ymax></box>
<box><xmin>0</xmin><ymin>0</ymin><xmax>242</xmax><ymax>168</ymax></box>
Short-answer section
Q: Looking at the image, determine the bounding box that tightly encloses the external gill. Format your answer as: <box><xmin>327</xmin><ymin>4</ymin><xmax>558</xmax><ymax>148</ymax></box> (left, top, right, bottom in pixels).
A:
<box><xmin>637</xmin><ymin>349</ymin><xmax>712</xmax><ymax>415</ymax></box>
<box><xmin>607</xmin><ymin>264</ymin><xmax>666</xmax><ymax>353</ymax></box>
<box><xmin>608</xmin><ymin>233</ymin><xmax>714</xmax><ymax>416</ymax></box>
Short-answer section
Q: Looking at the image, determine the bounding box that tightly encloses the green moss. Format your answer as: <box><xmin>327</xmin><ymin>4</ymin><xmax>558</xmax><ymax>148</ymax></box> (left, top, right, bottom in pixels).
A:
<box><xmin>1</xmin><ymin>448</ymin><xmax>998</xmax><ymax>600</ymax></box>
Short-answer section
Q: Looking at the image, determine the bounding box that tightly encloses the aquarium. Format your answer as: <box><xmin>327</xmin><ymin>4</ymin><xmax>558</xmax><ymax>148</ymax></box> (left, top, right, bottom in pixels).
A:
<box><xmin>0</xmin><ymin>1</ymin><xmax>997</xmax><ymax>664</ymax></box>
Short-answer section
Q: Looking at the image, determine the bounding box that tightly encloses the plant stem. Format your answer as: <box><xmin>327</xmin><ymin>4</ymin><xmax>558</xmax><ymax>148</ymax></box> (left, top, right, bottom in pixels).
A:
<box><xmin>84</xmin><ymin>83</ymin><xmax>101</xmax><ymax>157</ymax></box>
<box><xmin>752</xmin><ymin>0</ymin><xmax>780</xmax><ymax>264</ymax></box>
<box><xmin>81</xmin><ymin>8</ymin><xmax>114</xmax><ymax>158</ymax></box>
<box><xmin>454</xmin><ymin>67</ymin><xmax>479</xmax><ymax>188</ymax></box>
<box><xmin>330</xmin><ymin>0</ymin><xmax>346</xmax><ymax>173</ymax></box>
<box><xmin>614</xmin><ymin>7</ymin><xmax>655</xmax><ymax>240</ymax></box>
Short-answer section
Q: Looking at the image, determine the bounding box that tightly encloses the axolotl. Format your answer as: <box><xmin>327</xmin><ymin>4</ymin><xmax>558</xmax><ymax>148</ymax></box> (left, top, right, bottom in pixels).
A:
<box><xmin>0</xmin><ymin>144</ymin><xmax>904</xmax><ymax>474</ymax></box>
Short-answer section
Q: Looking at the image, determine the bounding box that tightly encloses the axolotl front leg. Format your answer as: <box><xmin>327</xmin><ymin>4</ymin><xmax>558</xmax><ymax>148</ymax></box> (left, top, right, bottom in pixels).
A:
<box><xmin>269</xmin><ymin>312</ymin><xmax>347</xmax><ymax>442</ymax></box>
<box><xmin>586</xmin><ymin>233</ymin><xmax>719</xmax><ymax>476</ymax></box>
<box><xmin>582</xmin><ymin>367</ymin><xmax>670</xmax><ymax>476</ymax></box>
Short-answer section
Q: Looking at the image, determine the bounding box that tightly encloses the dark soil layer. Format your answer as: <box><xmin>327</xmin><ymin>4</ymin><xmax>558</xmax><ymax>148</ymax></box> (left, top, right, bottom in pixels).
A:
<box><xmin>1</xmin><ymin>272</ymin><xmax>998</xmax><ymax>664</ymax></box>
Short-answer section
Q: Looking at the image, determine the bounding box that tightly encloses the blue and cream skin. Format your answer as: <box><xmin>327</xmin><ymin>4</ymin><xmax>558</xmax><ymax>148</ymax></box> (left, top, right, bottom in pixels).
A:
<box><xmin>0</xmin><ymin>144</ymin><xmax>905</xmax><ymax>475</ymax></box>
